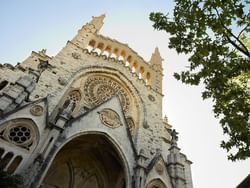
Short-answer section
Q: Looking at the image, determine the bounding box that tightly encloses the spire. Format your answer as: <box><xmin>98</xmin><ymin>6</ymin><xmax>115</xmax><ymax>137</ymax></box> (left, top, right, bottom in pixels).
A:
<box><xmin>149</xmin><ymin>47</ymin><xmax>164</xmax><ymax>65</ymax></box>
<box><xmin>89</xmin><ymin>14</ymin><xmax>106</xmax><ymax>33</ymax></box>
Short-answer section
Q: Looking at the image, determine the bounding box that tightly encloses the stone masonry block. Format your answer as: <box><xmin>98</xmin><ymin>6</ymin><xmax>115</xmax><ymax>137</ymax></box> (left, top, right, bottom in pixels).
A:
<box><xmin>16</xmin><ymin>75</ymin><xmax>33</xmax><ymax>88</ymax></box>
<box><xmin>0</xmin><ymin>96</ymin><xmax>13</xmax><ymax>111</ymax></box>
<box><xmin>3</xmin><ymin>86</ymin><xmax>23</xmax><ymax>99</ymax></box>
<box><xmin>15</xmin><ymin>92</ymin><xmax>28</xmax><ymax>104</ymax></box>
<box><xmin>6</xmin><ymin>103</ymin><xmax>17</xmax><ymax>113</ymax></box>
<box><xmin>26</xmin><ymin>82</ymin><xmax>36</xmax><ymax>93</ymax></box>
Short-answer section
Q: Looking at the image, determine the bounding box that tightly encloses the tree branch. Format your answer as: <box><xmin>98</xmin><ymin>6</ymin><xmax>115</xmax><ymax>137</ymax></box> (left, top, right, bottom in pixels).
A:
<box><xmin>214</xmin><ymin>8</ymin><xmax>250</xmax><ymax>58</ymax></box>
<box><xmin>238</xmin><ymin>24</ymin><xmax>250</xmax><ymax>38</ymax></box>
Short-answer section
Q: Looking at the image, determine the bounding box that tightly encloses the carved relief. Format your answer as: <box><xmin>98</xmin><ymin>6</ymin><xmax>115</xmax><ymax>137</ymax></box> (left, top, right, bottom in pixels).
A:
<box><xmin>155</xmin><ymin>162</ymin><xmax>164</xmax><ymax>175</ymax></box>
<box><xmin>148</xmin><ymin>94</ymin><xmax>155</xmax><ymax>102</ymax></box>
<box><xmin>30</xmin><ymin>105</ymin><xmax>44</xmax><ymax>116</ymax></box>
<box><xmin>58</xmin><ymin>77</ymin><xmax>68</xmax><ymax>86</ymax></box>
<box><xmin>72</xmin><ymin>52</ymin><xmax>81</xmax><ymax>59</ymax></box>
<box><xmin>126</xmin><ymin>117</ymin><xmax>135</xmax><ymax>135</ymax></box>
<box><xmin>83</xmin><ymin>75</ymin><xmax>130</xmax><ymax>112</ymax></box>
<box><xmin>67</xmin><ymin>90</ymin><xmax>81</xmax><ymax>104</ymax></box>
<box><xmin>98</xmin><ymin>108</ymin><xmax>122</xmax><ymax>129</ymax></box>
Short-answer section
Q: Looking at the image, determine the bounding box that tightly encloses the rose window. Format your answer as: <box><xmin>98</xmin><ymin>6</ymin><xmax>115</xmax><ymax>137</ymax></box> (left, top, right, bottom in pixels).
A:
<box><xmin>0</xmin><ymin>119</ymin><xmax>38</xmax><ymax>151</ymax></box>
<box><xmin>67</xmin><ymin>90</ymin><xmax>81</xmax><ymax>104</ymax></box>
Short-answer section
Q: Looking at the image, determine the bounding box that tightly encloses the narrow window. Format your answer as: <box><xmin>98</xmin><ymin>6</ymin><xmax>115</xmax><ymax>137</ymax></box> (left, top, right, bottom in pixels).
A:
<box><xmin>7</xmin><ymin>156</ymin><xmax>22</xmax><ymax>174</ymax></box>
<box><xmin>0</xmin><ymin>152</ymin><xmax>14</xmax><ymax>170</ymax></box>
<box><xmin>0</xmin><ymin>148</ymin><xmax>5</xmax><ymax>159</ymax></box>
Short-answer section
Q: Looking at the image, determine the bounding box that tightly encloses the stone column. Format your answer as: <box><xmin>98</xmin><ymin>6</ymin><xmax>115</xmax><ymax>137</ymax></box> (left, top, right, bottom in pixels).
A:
<box><xmin>167</xmin><ymin>130</ymin><xmax>186</xmax><ymax>188</ymax></box>
<box><xmin>134</xmin><ymin>149</ymin><xmax>147</xmax><ymax>188</ymax></box>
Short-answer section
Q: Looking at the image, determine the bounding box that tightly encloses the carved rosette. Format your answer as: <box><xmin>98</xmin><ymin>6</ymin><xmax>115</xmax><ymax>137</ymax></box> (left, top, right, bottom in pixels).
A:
<box><xmin>30</xmin><ymin>105</ymin><xmax>44</xmax><ymax>116</ymax></box>
<box><xmin>98</xmin><ymin>108</ymin><xmax>122</xmax><ymax>129</ymax></box>
<box><xmin>83</xmin><ymin>75</ymin><xmax>130</xmax><ymax>112</ymax></box>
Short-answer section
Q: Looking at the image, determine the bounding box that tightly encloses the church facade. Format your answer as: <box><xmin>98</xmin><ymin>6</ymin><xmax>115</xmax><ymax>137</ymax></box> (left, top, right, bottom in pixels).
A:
<box><xmin>0</xmin><ymin>15</ymin><xmax>193</xmax><ymax>188</ymax></box>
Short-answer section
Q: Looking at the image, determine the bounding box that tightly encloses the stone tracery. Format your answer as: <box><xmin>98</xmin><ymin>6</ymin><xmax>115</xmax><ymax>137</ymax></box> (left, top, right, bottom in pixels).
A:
<box><xmin>0</xmin><ymin>119</ymin><xmax>38</xmax><ymax>151</ymax></box>
<box><xmin>83</xmin><ymin>75</ymin><xmax>131</xmax><ymax>112</ymax></box>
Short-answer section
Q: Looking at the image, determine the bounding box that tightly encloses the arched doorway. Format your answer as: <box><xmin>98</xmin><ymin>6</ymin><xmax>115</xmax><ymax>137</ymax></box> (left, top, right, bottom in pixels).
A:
<box><xmin>41</xmin><ymin>134</ymin><xmax>126</xmax><ymax>188</ymax></box>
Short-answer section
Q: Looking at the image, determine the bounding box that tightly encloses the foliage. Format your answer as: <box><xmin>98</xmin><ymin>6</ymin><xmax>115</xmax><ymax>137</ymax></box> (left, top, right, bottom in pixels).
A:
<box><xmin>150</xmin><ymin>0</ymin><xmax>250</xmax><ymax>161</ymax></box>
<box><xmin>0</xmin><ymin>170</ymin><xmax>24</xmax><ymax>188</ymax></box>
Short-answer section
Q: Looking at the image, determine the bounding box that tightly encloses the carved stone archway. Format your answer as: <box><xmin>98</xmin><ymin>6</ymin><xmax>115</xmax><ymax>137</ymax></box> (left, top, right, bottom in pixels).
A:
<box><xmin>146</xmin><ymin>178</ymin><xmax>168</xmax><ymax>188</ymax></box>
<box><xmin>41</xmin><ymin>134</ymin><xmax>126</xmax><ymax>188</ymax></box>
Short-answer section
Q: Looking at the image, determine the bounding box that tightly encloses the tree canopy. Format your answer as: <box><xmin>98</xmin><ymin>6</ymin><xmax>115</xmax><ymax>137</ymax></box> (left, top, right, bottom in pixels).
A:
<box><xmin>150</xmin><ymin>0</ymin><xmax>250</xmax><ymax>161</ymax></box>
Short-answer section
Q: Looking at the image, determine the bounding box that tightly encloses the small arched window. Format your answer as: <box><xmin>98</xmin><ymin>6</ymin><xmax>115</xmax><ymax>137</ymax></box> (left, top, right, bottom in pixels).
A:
<box><xmin>0</xmin><ymin>152</ymin><xmax>14</xmax><ymax>170</ymax></box>
<box><xmin>63</xmin><ymin>90</ymin><xmax>81</xmax><ymax>112</ymax></box>
<box><xmin>146</xmin><ymin>179</ymin><xmax>167</xmax><ymax>188</ymax></box>
<box><xmin>88</xmin><ymin>40</ymin><xmax>96</xmax><ymax>47</ymax></box>
<box><xmin>132</xmin><ymin>61</ymin><xmax>138</xmax><ymax>73</ymax></box>
<box><xmin>146</xmin><ymin>72</ymin><xmax>151</xmax><ymax>85</ymax></box>
<box><xmin>0</xmin><ymin>80</ymin><xmax>8</xmax><ymax>90</ymax></box>
<box><xmin>139</xmin><ymin>67</ymin><xmax>145</xmax><ymax>79</ymax></box>
<box><xmin>7</xmin><ymin>155</ymin><xmax>22</xmax><ymax>174</ymax></box>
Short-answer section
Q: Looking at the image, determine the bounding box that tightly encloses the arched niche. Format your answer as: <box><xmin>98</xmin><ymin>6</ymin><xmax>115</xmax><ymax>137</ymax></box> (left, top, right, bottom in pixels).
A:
<box><xmin>41</xmin><ymin>134</ymin><xmax>128</xmax><ymax>188</ymax></box>
<box><xmin>55</xmin><ymin>68</ymin><xmax>145</xmax><ymax>138</ymax></box>
<box><xmin>146</xmin><ymin>178</ymin><xmax>168</xmax><ymax>188</ymax></box>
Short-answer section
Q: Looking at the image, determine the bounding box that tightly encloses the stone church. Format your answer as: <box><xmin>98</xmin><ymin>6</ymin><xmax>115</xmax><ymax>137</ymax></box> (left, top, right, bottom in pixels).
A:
<box><xmin>0</xmin><ymin>15</ymin><xmax>193</xmax><ymax>188</ymax></box>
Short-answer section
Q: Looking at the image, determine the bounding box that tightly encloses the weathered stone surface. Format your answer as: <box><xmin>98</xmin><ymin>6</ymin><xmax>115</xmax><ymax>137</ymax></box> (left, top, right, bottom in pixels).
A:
<box><xmin>0</xmin><ymin>15</ymin><xmax>193</xmax><ymax>188</ymax></box>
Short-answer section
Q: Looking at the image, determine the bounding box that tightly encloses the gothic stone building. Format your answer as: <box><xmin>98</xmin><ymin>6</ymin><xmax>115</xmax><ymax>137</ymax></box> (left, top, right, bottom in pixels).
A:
<box><xmin>0</xmin><ymin>15</ymin><xmax>193</xmax><ymax>188</ymax></box>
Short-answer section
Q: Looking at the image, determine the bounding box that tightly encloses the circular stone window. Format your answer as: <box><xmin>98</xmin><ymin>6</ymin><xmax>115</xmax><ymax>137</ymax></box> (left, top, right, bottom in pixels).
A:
<box><xmin>0</xmin><ymin>119</ymin><xmax>39</xmax><ymax>151</ymax></box>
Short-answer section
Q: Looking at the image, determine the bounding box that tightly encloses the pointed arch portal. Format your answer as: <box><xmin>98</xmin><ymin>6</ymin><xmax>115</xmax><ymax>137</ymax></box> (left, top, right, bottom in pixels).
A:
<box><xmin>41</xmin><ymin>134</ymin><xmax>126</xmax><ymax>188</ymax></box>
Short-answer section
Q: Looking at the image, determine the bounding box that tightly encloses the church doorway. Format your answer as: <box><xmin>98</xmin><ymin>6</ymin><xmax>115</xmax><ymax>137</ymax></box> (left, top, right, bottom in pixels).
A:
<box><xmin>41</xmin><ymin>134</ymin><xmax>126</xmax><ymax>188</ymax></box>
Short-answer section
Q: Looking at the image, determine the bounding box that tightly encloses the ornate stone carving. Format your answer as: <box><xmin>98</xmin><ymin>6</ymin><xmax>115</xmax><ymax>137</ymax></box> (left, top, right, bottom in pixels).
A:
<box><xmin>146</xmin><ymin>179</ymin><xmax>166</xmax><ymax>188</ymax></box>
<box><xmin>83</xmin><ymin>75</ymin><xmax>130</xmax><ymax>112</ymax></box>
<box><xmin>148</xmin><ymin>94</ymin><xmax>155</xmax><ymax>102</ymax></box>
<box><xmin>0</xmin><ymin>119</ymin><xmax>38</xmax><ymax>151</ymax></box>
<box><xmin>58</xmin><ymin>77</ymin><xmax>68</xmax><ymax>86</ymax></box>
<box><xmin>155</xmin><ymin>162</ymin><xmax>164</xmax><ymax>175</ymax></box>
<box><xmin>126</xmin><ymin>117</ymin><xmax>135</xmax><ymax>135</ymax></box>
<box><xmin>30</xmin><ymin>105</ymin><xmax>44</xmax><ymax>116</ymax></box>
<box><xmin>67</xmin><ymin>90</ymin><xmax>81</xmax><ymax>104</ymax></box>
<box><xmin>98</xmin><ymin>108</ymin><xmax>122</xmax><ymax>129</ymax></box>
<box><xmin>72</xmin><ymin>52</ymin><xmax>81</xmax><ymax>59</ymax></box>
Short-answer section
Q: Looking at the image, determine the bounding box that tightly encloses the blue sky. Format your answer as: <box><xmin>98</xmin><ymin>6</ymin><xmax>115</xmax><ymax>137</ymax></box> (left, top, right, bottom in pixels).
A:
<box><xmin>1</xmin><ymin>1</ymin><xmax>249</xmax><ymax>188</ymax></box>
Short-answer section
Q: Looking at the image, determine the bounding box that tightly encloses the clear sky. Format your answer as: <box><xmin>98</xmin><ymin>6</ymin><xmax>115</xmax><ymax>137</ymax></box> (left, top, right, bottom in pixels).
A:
<box><xmin>0</xmin><ymin>1</ymin><xmax>249</xmax><ymax>187</ymax></box>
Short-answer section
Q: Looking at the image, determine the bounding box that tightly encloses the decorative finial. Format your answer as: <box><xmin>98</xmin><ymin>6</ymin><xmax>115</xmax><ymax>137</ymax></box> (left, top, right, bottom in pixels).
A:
<box><xmin>149</xmin><ymin>47</ymin><xmax>164</xmax><ymax>65</ymax></box>
<box><xmin>90</xmin><ymin>14</ymin><xmax>106</xmax><ymax>32</ymax></box>
<box><xmin>163</xmin><ymin>115</ymin><xmax>168</xmax><ymax>123</ymax></box>
<box><xmin>38</xmin><ymin>49</ymin><xmax>47</xmax><ymax>56</ymax></box>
